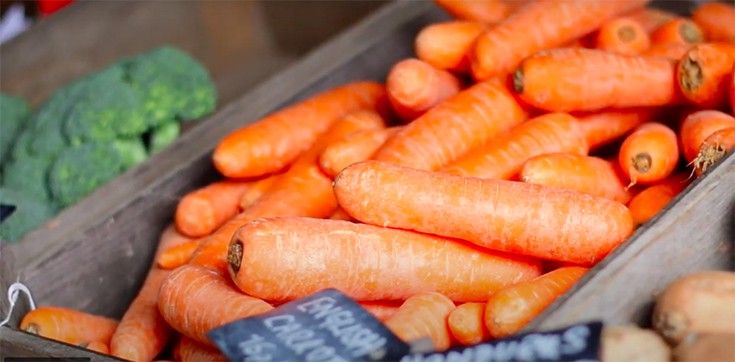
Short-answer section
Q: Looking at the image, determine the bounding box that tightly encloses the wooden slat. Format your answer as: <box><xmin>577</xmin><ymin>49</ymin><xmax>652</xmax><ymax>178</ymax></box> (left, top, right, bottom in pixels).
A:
<box><xmin>1</xmin><ymin>327</ymin><xmax>123</xmax><ymax>362</ymax></box>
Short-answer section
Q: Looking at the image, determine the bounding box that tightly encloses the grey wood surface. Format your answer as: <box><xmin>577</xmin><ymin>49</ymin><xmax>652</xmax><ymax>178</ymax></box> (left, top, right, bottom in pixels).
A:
<box><xmin>1</xmin><ymin>327</ymin><xmax>125</xmax><ymax>362</ymax></box>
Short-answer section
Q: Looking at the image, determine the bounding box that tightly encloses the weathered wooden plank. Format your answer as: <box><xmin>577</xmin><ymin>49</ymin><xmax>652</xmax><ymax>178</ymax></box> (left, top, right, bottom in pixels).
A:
<box><xmin>1</xmin><ymin>327</ymin><xmax>123</xmax><ymax>361</ymax></box>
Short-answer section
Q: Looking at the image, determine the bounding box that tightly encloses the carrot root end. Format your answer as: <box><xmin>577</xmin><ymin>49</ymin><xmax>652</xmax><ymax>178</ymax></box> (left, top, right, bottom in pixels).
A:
<box><xmin>692</xmin><ymin>144</ymin><xmax>727</xmax><ymax>175</ymax></box>
<box><xmin>679</xmin><ymin>56</ymin><xmax>703</xmax><ymax>93</ymax></box>
<box><xmin>632</xmin><ymin>153</ymin><xmax>652</xmax><ymax>173</ymax></box>
<box><xmin>512</xmin><ymin>69</ymin><xmax>524</xmax><ymax>94</ymax></box>
<box><xmin>227</xmin><ymin>241</ymin><xmax>243</xmax><ymax>274</ymax></box>
<box><xmin>24</xmin><ymin>323</ymin><xmax>39</xmax><ymax>334</ymax></box>
<box><xmin>617</xmin><ymin>26</ymin><xmax>636</xmax><ymax>42</ymax></box>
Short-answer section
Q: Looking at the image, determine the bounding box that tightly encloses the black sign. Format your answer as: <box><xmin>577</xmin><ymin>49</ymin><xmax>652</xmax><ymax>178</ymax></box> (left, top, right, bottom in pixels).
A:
<box><xmin>207</xmin><ymin>288</ymin><xmax>412</xmax><ymax>362</ymax></box>
<box><xmin>0</xmin><ymin>204</ymin><xmax>16</xmax><ymax>224</ymax></box>
<box><xmin>398</xmin><ymin>321</ymin><xmax>603</xmax><ymax>362</ymax></box>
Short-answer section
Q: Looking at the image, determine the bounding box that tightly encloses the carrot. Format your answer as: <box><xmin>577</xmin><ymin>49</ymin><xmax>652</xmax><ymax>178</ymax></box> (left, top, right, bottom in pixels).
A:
<box><xmin>174</xmin><ymin>336</ymin><xmax>229</xmax><ymax>362</ymax></box>
<box><xmin>433</xmin><ymin>0</ymin><xmax>522</xmax><ymax>24</ymax></box>
<box><xmin>470</xmin><ymin>0</ymin><xmax>650</xmax><ymax>80</ymax></box>
<box><xmin>329</xmin><ymin>207</ymin><xmax>355</xmax><ymax>221</ymax></box>
<box><xmin>677</xmin><ymin>42</ymin><xmax>735</xmax><ymax>109</ymax></box>
<box><xmin>386</xmin><ymin>58</ymin><xmax>463</xmax><ymax>122</ymax></box>
<box><xmin>157</xmin><ymin>238</ymin><xmax>201</xmax><ymax>270</ymax></box>
<box><xmin>576</xmin><ymin>108</ymin><xmax>657</xmax><ymax>150</ymax></box>
<box><xmin>212</xmin><ymin>81</ymin><xmax>388</xmax><ymax>178</ymax></box>
<box><xmin>227</xmin><ymin>217</ymin><xmax>541</xmax><ymax>303</ymax></box>
<box><xmin>440</xmin><ymin>112</ymin><xmax>589</xmax><ymax>180</ymax></box>
<box><xmin>191</xmin><ymin>109</ymin><xmax>386</xmax><ymax>275</ymax></box>
<box><xmin>415</xmin><ymin>21</ymin><xmax>486</xmax><ymax>73</ymax></box>
<box><xmin>485</xmin><ymin>266</ymin><xmax>589</xmax><ymax>339</ymax></box>
<box><xmin>642</xmin><ymin>42</ymin><xmax>693</xmax><ymax>60</ymax></box>
<box><xmin>239</xmin><ymin>173</ymin><xmax>279</xmax><ymax>210</ymax></box>
<box><xmin>692</xmin><ymin>127</ymin><xmax>735</xmax><ymax>176</ymax></box>
<box><xmin>84</xmin><ymin>341</ymin><xmax>109</xmax><ymax>354</ymax></box>
<box><xmin>20</xmin><ymin>307</ymin><xmax>118</xmax><ymax>346</ymax></box>
<box><xmin>731</xmin><ymin>63</ymin><xmax>735</xmax><ymax>115</ymax></box>
<box><xmin>359</xmin><ymin>301</ymin><xmax>402</xmax><ymax>322</ymax></box>
<box><xmin>447</xmin><ymin>302</ymin><xmax>491</xmax><ymax>346</ymax></box>
<box><xmin>174</xmin><ymin>180</ymin><xmax>252</xmax><ymax>238</ymax></box>
<box><xmin>513</xmin><ymin>48</ymin><xmax>681</xmax><ymax>112</ymax></box>
<box><xmin>692</xmin><ymin>1</ymin><xmax>735</xmax><ymax>42</ymax></box>
<box><xmin>520</xmin><ymin>153</ymin><xmax>633</xmax><ymax>204</ymax></box>
<box><xmin>110</xmin><ymin>225</ymin><xmax>194</xmax><ymax>362</ymax></box>
<box><xmin>679</xmin><ymin>110</ymin><xmax>735</xmax><ymax>163</ymax></box>
<box><xmin>384</xmin><ymin>292</ymin><xmax>456</xmax><ymax>351</ymax></box>
<box><xmin>650</xmin><ymin>18</ymin><xmax>704</xmax><ymax>46</ymax></box>
<box><xmin>628</xmin><ymin>172</ymin><xmax>691</xmax><ymax>225</ymax></box>
<box><xmin>626</xmin><ymin>7</ymin><xmax>676</xmax><ymax>33</ymax></box>
<box><xmin>374</xmin><ymin>79</ymin><xmax>528</xmax><ymax>171</ymax></box>
<box><xmin>618</xmin><ymin>122</ymin><xmax>680</xmax><ymax>186</ymax></box>
<box><xmin>158</xmin><ymin>264</ymin><xmax>273</xmax><ymax>346</ymax></box>
<box><xmin>335</xmin><ymin>160</ymin><xmax>634</xmax><ymax>266</ymax></box>
<box><xmin>319</xmin><ymin>126</ymin><xmax>402</xmax><ymax>179</ymax></box>
<box><xmin>595</xmin><ymin>17</ymin><xmax>651</xmax><ymax>55</ymax></box>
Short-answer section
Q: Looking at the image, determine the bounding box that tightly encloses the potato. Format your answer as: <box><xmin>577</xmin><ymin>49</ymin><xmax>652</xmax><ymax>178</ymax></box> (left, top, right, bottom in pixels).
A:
<box><xmin>601</xmin><ymin>325</ymin><xmax>671</xmax><ymax>362</ymax></box>
<box><xmin>652</xmin><ymin>271</ymin><xmax>735</xmax><ymax>344</ymax></box>
<box><xmin>673</xmin><ymin>333</ymin><xmax>735</xmax><ymax>362</ymax></box>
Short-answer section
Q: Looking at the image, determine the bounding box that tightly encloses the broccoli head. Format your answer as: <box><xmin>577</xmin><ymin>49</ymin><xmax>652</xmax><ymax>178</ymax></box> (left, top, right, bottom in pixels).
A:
<box><xmin>0</xmin><ymin>94</ymin><xmax>30</xmax><ymax>166</ymax></box>
<box><xmin>113</xmin><ymin>138</ymin><xmax>148</xmax><ymax>168</ymax></box>
<box><xmin>148</xmin><ymin>120</ymin><xmax>180</xmax><ymax>154</ymax></box>
<box><xmin>0</xmin><ymin>187</ymin><xmax>54</xmax><ymax>243</ymax></box>
<box><xmin>2</xmin><ymin>155</ymin><xmax>53</xmax><ymax>205</ymax></box>
<box><xmin>11</xmin><ymin>129</ymin><xmax>33</xmax><ymax>160</ymax></box>
<box><xmin>49</xmin><ymin>142</ymin><xmax>125</xmax><ymax>208</ymax></box>
<box><xmin>126</xmin><ymin>46</ymin><xmax>217</xmax><ymax>127</ymax></box>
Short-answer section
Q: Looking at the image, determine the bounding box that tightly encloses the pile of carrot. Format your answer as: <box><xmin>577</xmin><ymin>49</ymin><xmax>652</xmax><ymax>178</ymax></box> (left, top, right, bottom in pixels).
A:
<box><xmin>18</xmin><ymin>0</ymin><xmax>735</xmax><ymax>360</ymax></box>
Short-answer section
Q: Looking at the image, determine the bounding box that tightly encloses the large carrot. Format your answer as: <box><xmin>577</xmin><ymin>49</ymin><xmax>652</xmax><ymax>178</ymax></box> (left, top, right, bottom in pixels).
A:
<box><xmin>576</xmin><ymin>108</ymin><xmax>657</xmax><ymax>150</ymax></box>
<box><xmin>212</xmin><ymin>81</ymin><xmax>388</xmax><ymax>178</ymax></box>
<box><xmin>386</xmin><ymin>58</ymin><xmax>462</xmax><ymax>122</ymax></box>
<box><xmin>650</xmin><ymin>18</ymin><xmax>704</xmax><ymax>46</ymax></box>
<box><xmin>374</xmin><ymin>79</ymin><xmax>528</xmax><ymax>171</ymax></box>
<box><xmin>239</xmin><ymin>174</ymin><xmax>279</xmax><ymax>210</ymax></box>
<box><xmin>626</xmin><ymin>7</ymin><xmax>676</xmax><ymax>33</ymax></box>
<box><xmin>691</xmin><ymin>1</ymin><xmax>735</xmax><ymax>42</ymax></box>
<box><xmin>228</xmin><ymin>217</ymin><xmax>542</xmax><ymax>302</ymax></box>
<box><xmin>642</xmin><ymin>42</ymin><xmax>693</xmax><ymax>60</ymax></box>
<box><xmin>190</xmin><ymin>109</ymin><xmax>386</xmax><ymax>275</ymax></box>
<box><xmin>433</xmin><ymin>0</ymin><xmax>521</xmax><ymax>24</ymax></box>
<box><xmin>334</xmin><ymin>160</ymin><xmax>634</xmax><ymax>265</ymax></box>
<box><xmin>485</xmin><ymin>266</ymin><xmax>589</xmax><ymax>339</ymax></box>
<box><xmin>520</xmin><ymin>153</ymin><xmax>632</xmax><ymax>204</ymax></box>
<box><xmin>384</xmin><ymin>292</ymin><xmax>456</xmax><ymax>351</ymax></box>
<box><xmin>595</xmin><ymin>17</ymin><xmax>651</xmax><ymax>56</ymax></box>
<box><xmin>174</xmin><ymin>180</ymin><xmax>252</xmax><ymax>238</ymax></box>
<box><xmin>319</xmin><ymin>126</ymin><xmax>402</xmax><ymax>179</ymax></box>
<box><xmin>20</xmin><ymin>307</ymin><xmax>118</xmax><ymax>346</ymax></box>
<box><xmin>679</xmin><ymin>110</ymin><xmax>735</xmax><ymax>163</ymax></box>
<box><xmin>359</xmin><ymin>301</ymin><xmax>402</xmax><ymax>322</ymax></box>
<box><xmin>174</xmin><ymin>336</ymin><xmax>229</xmax><ymax>362</ymax></box>
<box><xmin>692</xmin><ymin>127</ymin><xmax>735</xmax><ymax>176</ymax></box>
<box><xmin>158</xmin><ymin>264</ymin><xmax>273</xmax><ymax>346</ymax></box>
<box><xmin>628</xmin><ymin>172</ymin><xmax>691</xmax><ymax>225</ymax></box>
<box><xmin>618</xmin><ymin>122</ymin><xmax>680</xmax><ymax>186</ymax></box>
<box><xmin>415</xmin><ymin>21</ymin><xmax>486</xmax><ymax>73</ymax></box>
<box><xmin>440</xmin><ymin>112</ymin><xmax>589</xmax><ymax>180</ymax></box>
<box><xmin>513</xmin><ymin>48</ymin><xmax>681</xmax><ymax>112</ymax></box>
<box><xmin>677</xmin><ymin>42</ymin><xmax>735</xmax><ymax>109</ymax></box>
<box><xmin>447</xmin><ymin>302</ymin><xmax>491</xmax><ymax>346</ymax></box>
<box><xmin>110</xmin><ymin>225</ymin><xmax>195</xmax><ymax>361</ymax></box>
<box><xmin>470</xmin><ymin>0</ymin><xmax>650</xmax><ymax>80</ymax></box>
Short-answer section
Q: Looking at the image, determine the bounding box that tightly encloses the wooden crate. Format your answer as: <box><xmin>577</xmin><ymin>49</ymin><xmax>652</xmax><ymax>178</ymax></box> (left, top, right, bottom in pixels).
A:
<box><xmin>1</xmin><ymin>0</ymin><xmax>733</xmax><ymax>360</ymax></box>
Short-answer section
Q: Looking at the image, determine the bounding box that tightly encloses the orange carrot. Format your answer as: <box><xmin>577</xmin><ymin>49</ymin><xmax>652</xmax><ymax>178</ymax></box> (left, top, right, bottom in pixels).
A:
<box><xmin>679</xmin><ymin>110</ymin><xmax>735</xmax><ymax>163</ymax></box>
<box><xmin>642</xmin><ymin>42</ymin><xmax>693</xmax><ymax>60</ymax></box>
<box><xmin>731</xmin><ymin>63</ymin><xmax>735</xmax><ymax>114</ymax></box>
<box><xmin>440</xmin><ymin>112</ymin><xmax>589</xmax><ymax>180</ymax></box>
<box><xmin>628</xmin><ymin>172</ymin><xmax>691</xmax><ymax>225</ymax></box>
<box><xmin>212</xmin><ymin>81</ymin><xmax>388</xmax><ymax>178</ymax></box>
<box><xmin>174</xmin><ymin>336</ymin><xmax>229</xmax><ymax>362</ymax></box>
<box><xmin>384</xmin><ymin>292</ymin><xmax>456</xmax><ymax>351</ymax></box>
<box><xmin>319</xmin><ymin>126</ymin><xmax>402</xmax><ymax>179</ymax></box>
<box><xmin>157</xmin><ymin>238</ymin><xmax>201</xmax><ymax>270</ymax></box>
<box><xmin>374</xmin><ymin>79</ymin><xmax>528</xmax><ymax>171</ymax></box>
<box><xmin>84</xmin><ymin>341</ymin><xmax>109</xmax><ymax>354</ymax></box>
<box><xmin>227</xmin><ymin>217</ymin><xmax>541</xmax><ymax>302</ymax></box>
<box><xmin>692</xmin><ymin>1</ymin><xmax>735</xmax><ymax>42</ymax></box>
<box><xmin>520</xmin><ymin>153</ymin><xmax>633</xmax><ymax>204</ymax></box>
<box><xmin>595</xmin><ymin>17</ymin><xmax>651</xmax><ymax>55</ymax></box>
<box><xmin>174</xmin><ymin>180</ymin><xmax>252</xmax><ymax>238</ymax></box>
<box><xmin>359</xmin><ymin>301</ymin><xmax>402</xmax><ymax>322</ymax></box>
<box><xmin>576</xmin><ymin>108</ymin><xmax>657</xmax><ymax>150</ymax></box>
<box><xmin>158</xmin><ymin>264</ymin><xmax>273</xmax><ymax>346</ymax></box>
<box><xmin>386</xmin><ymin>58</ymin><xmax>463</xmax><ymax>122</ymax></box>
<box><xmin>447</xmin><ymin>302</ymin><xmax>491</xmax><ymax>346</ymax></box>
<box><xmin>513</xmin><ymin>48</ymin><xmax>681</xmax><ymax>112</ymax></box>
<box><xmin>626</xmin><ymin>7</ymin><xmax>676</xmax><ymax>33</ymax></box>
<box><xmin>20</xmin><ymin>307</ymin><xmax>119</xmax><ymax>346</ymax></box>
<box><xmin>191</xmin><ymin>110</ymin><xmax>386</xmax><ymax>275</ymax></box>
<box><xmin>692</xmin><ymin>127</ymin><xmax>735</xmax><ymax>176</ymax></box>
<box><xmin>110</xmin><ymin>225</ymin><xmax>194</xmax><ymax>362</ymax></box>
<box><xmin>239</xmin><ymin>174</ymin><xmax>279</xmax><ymax>210</ymax></box>
<box><xmin>618</xmin><ymin>122</ymin><xmax>680</xmax><ymax>186</ymax></box>
<box><xmin>433</xmin><ymin>0</ymin><xmax>522</xmax><ymax>24</ymax></box>
<box><xmin>485</xmin><ymin>266</ymin><xmax>589</xmax><ymax>338</ymax></box>
<box><xmin>677</xmin><ymin>42</ymin><xmax>735</xmax><ymax>109</ymax></box>
<box><xmin>415</xmin><ymin>21</ymin><xmax>486</xmax><ymax>73</ymax></box>
<box><xmin>329</xmin><ymin>207</ymin><xmax>355</xmax><ymax>221</ymax></box>
<box><xmin>335</xmin><ymin>160</ymin><xmax>634</xmax><ymax>265</ymax></box>
<box><xmin>650</xmin><ymin>18</ymin><xmax>704</xmax><ymax>46</ymax></box>
<box><xmin>470</xmin><ymin>0</ymin><xmax>650</xmax><ymax>80</ymax></box>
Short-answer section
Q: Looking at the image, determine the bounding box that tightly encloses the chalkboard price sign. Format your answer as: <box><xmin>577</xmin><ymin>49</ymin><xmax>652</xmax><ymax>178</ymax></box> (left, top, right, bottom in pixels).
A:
<box><xmin>207</xmin><ymin>288</ymin><xmax>412</xmax><ymax>362</ymax></box>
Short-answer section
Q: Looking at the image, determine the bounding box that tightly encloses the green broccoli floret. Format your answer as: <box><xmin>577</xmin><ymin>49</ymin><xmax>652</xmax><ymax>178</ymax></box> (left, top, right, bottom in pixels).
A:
<box><xmin>49</xmin><ymin>142</ymin><xmax>125</xmax><ymax>208</ymax></box>
<box><xmin>113</xmin><ymin>138</ymin><xmax>148</xmax><ymax>168</ymax></box>
<box><xmin>0</xmin><ymin>94</ymin><xmax>30</xmax><ymax>166</ymax></box>
<box><xmin>148</xmin><ymin>120</ymin><xmax>180</xmax><ymax>154</ymax></box>
<box><xmin>0</xmin><ymin>187</ymin><xmax>54</xmax><ymax>243</ymax></box>
<box><xmin>125</xmin><ymin>46</ymin><xmax>217</xmax><ymax>127</ymax></box>
<box><xmin>11</xmin><ymin>128</ymin><xmax>33</xmax><ymax>160</ymax></box>
<box><xmin>2</xmin><ymin>155</ymin><xmax>53</xmax><ymax>205</ymax></box>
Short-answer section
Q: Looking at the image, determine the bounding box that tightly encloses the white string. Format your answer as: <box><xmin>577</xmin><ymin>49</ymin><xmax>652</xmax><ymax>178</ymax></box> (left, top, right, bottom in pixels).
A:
<box><xmin>0</xmin><ymin>281</ymin><xmax>36</xmax><ymax>327</ymax></box>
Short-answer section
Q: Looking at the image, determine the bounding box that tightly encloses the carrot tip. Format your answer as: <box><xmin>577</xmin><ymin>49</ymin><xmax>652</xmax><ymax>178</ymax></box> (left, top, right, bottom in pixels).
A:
<box><xmin>512</xmin><ymin>69</ymin><xmax>524</xmax><ymax>94</ymax></box>
<box><xmin>692</xmin><ymin>144</ymin><xmax>728</xmax><ymax>175</ymax></box>
<box><xmin>679</xmin><ymin>56</ymin><xmax>703</xmax><ymax>92</ymax></box>
<box><xmin>632</xmin><ymin>153</ymin><xmax>652</xmax><ymax>173</ymax></box>
<box><xmin>227</xmin><ymin>241</ymin><xmax>243</xmax><ymax>274</ymax></box>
